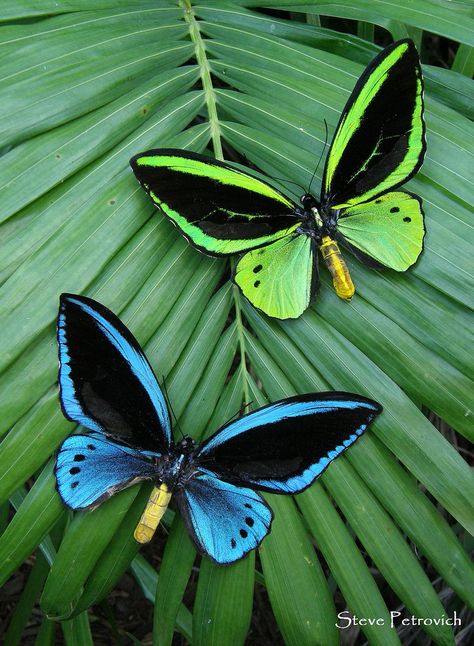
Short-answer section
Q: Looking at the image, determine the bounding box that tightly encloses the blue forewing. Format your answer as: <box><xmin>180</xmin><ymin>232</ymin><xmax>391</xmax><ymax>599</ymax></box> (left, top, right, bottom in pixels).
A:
<box><xmin>195</xmin><ymin>393</ymin><xmax>381</xmax><ymax>494</ymax></box>
<box><xmin>58</xmin><ymin>293</ymin><xmax>172</xmax><ymax>453</ymax></box>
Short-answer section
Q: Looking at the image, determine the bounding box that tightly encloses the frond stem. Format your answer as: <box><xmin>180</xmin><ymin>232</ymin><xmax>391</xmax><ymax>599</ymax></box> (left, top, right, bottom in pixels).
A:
<box><xmin>181</xmin><ymin>0</ymin><xmax>223</xmax><ymax>160</ymax></box>
<box><xmin>181</xmin><ymin>0</ymin><xmax>250</xmax><ymax>407</ymax></box>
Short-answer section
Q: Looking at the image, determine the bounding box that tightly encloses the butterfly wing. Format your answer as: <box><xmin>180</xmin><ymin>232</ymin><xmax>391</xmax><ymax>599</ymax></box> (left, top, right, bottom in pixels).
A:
<box><xmin>233</xmin><ymin>233</ymin><xmax>318</xmax><ymax>319</ymax></box>
<box><xmin>176</xmin><ymin>470</ymin><xmax>273</xmax><ymax>565</ymax></box>
<box><xmin>55</xmin><ymin>433</ymin><xmax>161</xmax><ymax>510</ymax></box>
<box><xmin>130</xmin><ymin>149</ymin><xmax>299</xmax><ymax>256</ymax></box>
<box><xmin>58</xmin><ymin>294</ymin><xmax>172</xmax><ymax>453</ymax></box>
<box><xmin>196</xmin><ymin>393</ymin><xmax>381</xmax><ymax>494</ymax></box>
<box><xmin>336</xmin><ymin>191</ymin><xmax>425</xmax><ymax>270</ymax></box>
<box><xmin>322</xmin><ymin>39</ymin><xmax>425</xmax><ymax>210</ymax></box>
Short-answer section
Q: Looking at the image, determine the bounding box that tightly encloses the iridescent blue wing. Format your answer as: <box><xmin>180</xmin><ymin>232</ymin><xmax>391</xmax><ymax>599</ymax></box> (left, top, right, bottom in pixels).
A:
<box><xmin>58</xmin><ymin>294</ymin><xmax>172</xmax><ymax>453</ymax></box>
<box><xmin>176</xmin><ymin>470</ymin><xmax>273</xmax><ymax>565</ymax></box>
<box><xmin>55</xmin><ymin>433</ymin><xmax>162</xmax><ymax>510</ymax></box>
<box><xmin>196</xmin><ymin>393</ymin><xmax>381</xmax><ymax>494</ymax></box>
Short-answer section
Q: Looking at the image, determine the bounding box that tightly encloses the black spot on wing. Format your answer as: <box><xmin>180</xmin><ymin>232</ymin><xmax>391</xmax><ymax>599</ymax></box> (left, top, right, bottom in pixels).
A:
<box><xmin>403</xmin><ymin>216</ymin><xmax>411</xmax><ymax>222</ymax></box>
<box><xmin>74</xmin><ymin>454</ymin><xmax>85</xmax><ymax>462</ymax></box>
<box><xmin>69</xmin><ymin>467</ymin><xmax>80</xmax><ymax>475</ymax></box>
<box><xmin>390</xmin><ymin>206</ymin><xmax>400</xmax><ymax>213</ymax></box>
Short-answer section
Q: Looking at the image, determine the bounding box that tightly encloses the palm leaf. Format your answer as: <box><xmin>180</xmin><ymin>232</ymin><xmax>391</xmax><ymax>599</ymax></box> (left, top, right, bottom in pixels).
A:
<box><xmin>1</xmin><ymin>2</ymin><xmax>472</xmax><ymax>645</ymax></box>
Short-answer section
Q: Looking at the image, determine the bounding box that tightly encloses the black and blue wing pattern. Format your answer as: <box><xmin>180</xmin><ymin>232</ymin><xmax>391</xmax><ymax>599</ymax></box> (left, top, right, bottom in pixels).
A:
<box><xmin>196</xmin><ymin>393</ymin><xmax>382</xmax><ymax>494</ymax></box>
<box><xmin>55</xmin><ymin>294</ymin><xmax>383</xmax><ymax>565</ymax></box>
<box><xmin>57</xmin><ymin>294</ymin><xmax>172</xmax><ymax>453</ymax></box>
<box><xmin>176</xmin><ymin>470</ymin><xmax>273</xmax><ymax>565</ymax></box>
<box><xmin>55</xmin><ymin>433</ymin><xmax>161</xmax><ymax>510</ymax></box>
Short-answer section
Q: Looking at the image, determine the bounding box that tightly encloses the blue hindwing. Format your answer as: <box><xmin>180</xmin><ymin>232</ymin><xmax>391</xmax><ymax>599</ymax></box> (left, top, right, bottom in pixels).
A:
<box><xmin>177</xmin><ymin>470</ymin><xmax>273</xmax><ymax>565</ymax></box>
<box><xmin>55</xmin><ymin>434</ymin><xmax>162</xmax><ymax>510</ymax></box>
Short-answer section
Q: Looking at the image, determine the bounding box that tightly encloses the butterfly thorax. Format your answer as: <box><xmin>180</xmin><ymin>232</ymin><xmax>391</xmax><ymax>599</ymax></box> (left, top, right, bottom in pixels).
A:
<box><xmin>159</xmin><ymin>436</ymin><xmax>198</xmax><ymax>489</ymax></box>
<box><xmin>296</xmin><ymin>193</ymin><xmax>337</xmax><ymax>242</ymax></box>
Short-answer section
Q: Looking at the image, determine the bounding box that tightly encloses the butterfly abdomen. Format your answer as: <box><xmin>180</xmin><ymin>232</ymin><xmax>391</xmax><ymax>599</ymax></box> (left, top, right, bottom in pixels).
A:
<box><xmin>319</xmin><ymin>236</ymin><xmax>355</xmax><ymax>301</ymax></box>
<box><xmin>134</xmin><ymin>483</ymin><xmax>172</xmax><ymax>544</ymax></box>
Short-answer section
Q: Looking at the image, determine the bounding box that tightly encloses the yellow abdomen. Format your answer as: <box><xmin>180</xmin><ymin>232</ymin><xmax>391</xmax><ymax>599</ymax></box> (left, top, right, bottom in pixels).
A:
<box><xmin>134</xmin><ymin>483</ymin><xmax>171</xmax><ymax>544</ymax></box>
<box><xmin>319</xmin><ymin>236</ymin><xmax>355</xmax><ymax>301</ymax></box>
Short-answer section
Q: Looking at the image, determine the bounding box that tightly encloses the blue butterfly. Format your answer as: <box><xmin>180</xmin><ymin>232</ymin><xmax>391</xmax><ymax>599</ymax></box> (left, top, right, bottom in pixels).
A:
<box><xmin>55</xmin><ymin>294</ymin><xmax>382</xmax><ymax>565</ymax></box>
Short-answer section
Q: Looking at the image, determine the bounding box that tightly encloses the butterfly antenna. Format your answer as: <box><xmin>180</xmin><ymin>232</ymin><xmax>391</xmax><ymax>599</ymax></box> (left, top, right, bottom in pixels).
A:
<box><xmin>240</xmin><ymin>400</ymin><xmax>253</xmax><ymax>416</ymax></box>
<box><xmin>221</xmin><ymin>400</ymin><xmax>254</xmax><ymax>427</ymax></box>
<box><xmin>238</xmin><ymin>151</ymin><xmax>307</xmax><ymax>196</ymax></box>
<box><xmin>308</xmin><ymin>119</ymin><xmax>329</xmax><ymax>195</ymax></box>
<box><xmin>161</xmin><ymin>375</ymin><xmax>185</xmax><ymax>440</ymax></box>
<box><xmin>266</xmin><ymin>176</ymin><xmax>307</xmax><ymax>194</ymax></box>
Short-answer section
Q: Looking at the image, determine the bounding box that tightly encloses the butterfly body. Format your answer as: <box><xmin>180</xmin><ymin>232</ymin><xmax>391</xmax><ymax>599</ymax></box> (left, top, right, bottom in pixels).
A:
<box><xmin>131</xmin><ymin>39</ymin><xmax>425</xmax><ymax>319</ymax></box>
<box><xmin>293</xmin><ymin>194</ymin><xmax>355</xmax><ymax>300</ymax></box>
<box><xmin>55</xmin><ymin>294</ymin><xmax>382</xmax><ymax>564</ymax></box>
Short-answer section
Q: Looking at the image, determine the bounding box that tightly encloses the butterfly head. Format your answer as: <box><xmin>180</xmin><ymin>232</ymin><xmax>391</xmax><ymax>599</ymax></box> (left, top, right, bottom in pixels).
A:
<box><xmin>177</xmin><ymin>435</ymin><xmax>197</xmax><ymax>453</ymax></box>
<box><xmin>300</xmin><ymin>193</ymin><xmax>319</xmax><ymax>211</ymax></box>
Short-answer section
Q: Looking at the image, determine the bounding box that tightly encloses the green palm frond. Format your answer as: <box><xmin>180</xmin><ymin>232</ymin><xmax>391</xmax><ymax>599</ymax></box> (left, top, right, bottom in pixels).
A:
<box><xmin>1</xmin><ymin>1</ymin><xmax>473</xmax><ymax>645</ymax></box>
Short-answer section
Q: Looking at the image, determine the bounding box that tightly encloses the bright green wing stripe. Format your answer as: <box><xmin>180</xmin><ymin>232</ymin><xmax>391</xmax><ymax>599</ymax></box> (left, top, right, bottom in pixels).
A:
<box><xmin>325</xmin><ymin>44</ymin><xmax>410</xmax><ymax>188</ymax></box>
<box><xmin>324</xmin><ymin>40</ymin><xmax>425</xmax><ymax>209</ymax></box>
<box><xmin>234</xmin><ymin>234</ymin><xmax>315</xmax><ymax>319</ymax></box>
<box><xmin>337</xmin><ymin>192</ymin><xmax>425</xmax><ymax>271</ymax></box>
<box><xmin>150</xmin><ymin>189</ymin><xmax>299</xmax><ymax>254</ymax></box>
<box><xmin>136</xmin><ymin>155</ymin><xmax>293</xmax><ymax>207</ymax></box>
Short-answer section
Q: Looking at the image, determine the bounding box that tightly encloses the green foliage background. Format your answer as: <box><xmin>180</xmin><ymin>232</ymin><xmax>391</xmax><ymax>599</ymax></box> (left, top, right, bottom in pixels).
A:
<box><xmin>0</xmin><ymin>1</ymin><xmax>473</xmax><ymax>644</ymax></box>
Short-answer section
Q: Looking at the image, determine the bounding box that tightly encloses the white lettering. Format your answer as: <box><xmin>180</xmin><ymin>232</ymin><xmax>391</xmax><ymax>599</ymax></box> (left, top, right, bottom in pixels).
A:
<box><xmin>337</xmin><ymin>610</ymin><xmax>462</xmax><ymax>631</ymax></box>
<box><xmin>390</xmin><ymin>611</ymin><xmax>401</xmax><ymax>628</ymax></box>
<box><xmin>336</xmin><ymin>611</ymin><xmax>353</xmax><ymax>629</ymax></box>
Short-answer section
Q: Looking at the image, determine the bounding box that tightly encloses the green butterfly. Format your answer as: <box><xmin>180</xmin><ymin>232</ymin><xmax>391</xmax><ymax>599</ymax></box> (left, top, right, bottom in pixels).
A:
<box><xmin>130</xmin><ymin>39</ymin><xmax>425</xmax><ymax>320</ymax></box>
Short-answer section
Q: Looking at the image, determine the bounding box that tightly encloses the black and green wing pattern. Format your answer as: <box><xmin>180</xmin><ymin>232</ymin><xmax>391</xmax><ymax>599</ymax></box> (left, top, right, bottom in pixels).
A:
<box><xmin>323</xmin><ymin>39</ymin><xmax>425</xmax><ymax>210</ymax></box>
<box><xmin>130</xmin><ymin>150</ymin><xmax>299</xmax><ymax>256</ymax></box>
<box><xmin>324</xmin><ymin>40</ymin><xmax>426</xmax><ymax>272</ymax></box>
<box><xmin>130</xmin><ymin>40</ymin><xmax>426</xmax><ymax>320</ymax></box>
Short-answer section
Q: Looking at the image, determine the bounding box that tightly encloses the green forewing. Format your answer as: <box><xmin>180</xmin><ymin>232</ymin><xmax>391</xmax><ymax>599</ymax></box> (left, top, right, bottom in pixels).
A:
<box><xmin>323</xmin><ymin>40</ymin><xmax>425</xmax><ymax>209</ymax></box>
<box><xmin>234</xmin><ymin>234</ymin><xmax>316</xmax><ymax>319</ymax></box>
<box><xmin>130</xmin><ymin>149</ymin><xmax>298</xmax><ymax>256</ymax></box>
<box><xmin>337</xmin><ymin>192</ymin><xmax>425</xmax><ymax>271</ymax></box>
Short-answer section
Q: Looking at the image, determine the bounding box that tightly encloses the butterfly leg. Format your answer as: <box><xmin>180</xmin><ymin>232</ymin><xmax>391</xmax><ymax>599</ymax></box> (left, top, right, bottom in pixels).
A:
<box><xmin>134</xmin><ymin>483</ymin><xmax>172</xmax><ymax>544</ymax></box>
<box><xmin>319</xmin><ymin>236</ymin><xmax>355</xmax><ymax>300</ymax></box>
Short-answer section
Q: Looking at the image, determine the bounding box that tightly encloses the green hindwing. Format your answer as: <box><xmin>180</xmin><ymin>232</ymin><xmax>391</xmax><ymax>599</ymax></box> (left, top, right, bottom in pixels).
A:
<box><xmin>336</xmin><ymin>192</ymin><xmax>425</xmax><ymax>271</ymax></box>
<box><xmin>322</xmin><ymin>40</ymin><xmax>425</xmax><ymax>209</ymax></box>
<box><xmin>130</xmin><ymin>149</ymin><xmax>298</xmax><ymax>256</ymax></box>
<box><xmin>234</xmin><ymin>234</ymin><xmax>317</xmax><ymax>319</ymax></box>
